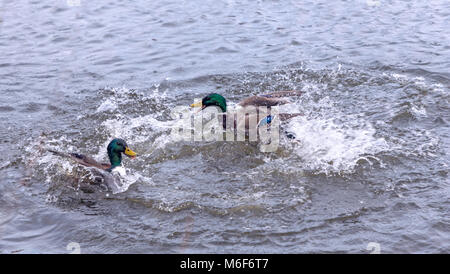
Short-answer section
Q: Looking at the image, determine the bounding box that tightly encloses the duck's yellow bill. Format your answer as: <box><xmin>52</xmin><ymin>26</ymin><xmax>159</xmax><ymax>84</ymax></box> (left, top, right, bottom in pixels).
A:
<box><xmin>190</xmin><ymin>101</ymin><xmax>202</xmax><ymax>108</ymax></box>
<box><xmin>124</xmin><ymin>147</ymin><xmax>137</xmax><ymax>159</ymax></box>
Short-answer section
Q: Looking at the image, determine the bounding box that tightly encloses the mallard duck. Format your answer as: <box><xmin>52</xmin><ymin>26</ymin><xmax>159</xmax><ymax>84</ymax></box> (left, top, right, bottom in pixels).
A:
<box><xmin>190</xmin><ymin>92</ymin><xmax>303</xmax><ymax>136</ymax></box>
<box><xmin>48</xmin><ymin>138</ymin><xmax>137</xmax><ymax>172</ymax></box>
<box><xmin>48</xmin><ymin>138</ymin><xmax>137</xmax><ymax>193</ymax></box>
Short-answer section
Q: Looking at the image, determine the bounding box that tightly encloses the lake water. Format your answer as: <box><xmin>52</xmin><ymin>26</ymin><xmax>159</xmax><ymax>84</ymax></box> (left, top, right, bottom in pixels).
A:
<box><xmin>0</xmin><ymin>0</ymin><xmax>449</xmax><ymax>253</ymax></box>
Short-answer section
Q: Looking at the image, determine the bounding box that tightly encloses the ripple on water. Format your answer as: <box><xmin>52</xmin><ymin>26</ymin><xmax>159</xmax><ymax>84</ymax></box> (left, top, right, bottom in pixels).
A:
<box><xmin>0</xmin><ymin>106</ymin><xmax>15</xmax><ymax>112</ymax></box>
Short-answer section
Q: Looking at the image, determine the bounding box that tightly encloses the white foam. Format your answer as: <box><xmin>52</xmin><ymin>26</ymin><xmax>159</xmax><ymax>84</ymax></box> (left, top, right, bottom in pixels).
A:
<box><xmin>111</xmin><ymin>165</ymin><xmax>127</xmax><ymax>177</ymax></box>
<box><xmin>410</xmin><ymin>104</ymin><xmax>427</xmax><ymax>118</ymax></box>
<box><xmin>101</xmin><ymin>166</ymin><xmax>149</xmax><ymax>194</ymax></box>
<box><xmin>392</xmin><ymin>73</ymin><xmax>408</xmax><ymax>80</ymax></box>
<box><xmin>96</xmin><ymin>98</ymin><xmax>118</xmax><ymax>113</ymax></box>
<box><xmin>285</xmin><ymin>115</ymin><xmax>389</xmax><ymax>174</ymax></box>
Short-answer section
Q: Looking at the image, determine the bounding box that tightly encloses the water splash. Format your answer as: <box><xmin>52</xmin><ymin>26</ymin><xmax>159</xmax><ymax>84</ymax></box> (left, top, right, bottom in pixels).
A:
<box><xmin>286</xmin><ymin>115</ymin><xmax>389</xmax><ymax>174</ymax></box>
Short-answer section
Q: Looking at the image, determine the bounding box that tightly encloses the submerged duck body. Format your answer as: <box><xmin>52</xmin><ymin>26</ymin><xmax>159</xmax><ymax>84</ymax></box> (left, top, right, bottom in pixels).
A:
<box><xmin>48</xmin><ymin>138</ymin><xmax>137</xmax><ymax>192</ymax></box>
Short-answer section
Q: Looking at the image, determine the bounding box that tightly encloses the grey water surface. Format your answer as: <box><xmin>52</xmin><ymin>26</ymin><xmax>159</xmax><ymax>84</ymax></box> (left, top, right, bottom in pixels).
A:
<box><xmin>0</xmin><ymin>0</ymin><xmax>449</xmax><ymax>253</ymax></box>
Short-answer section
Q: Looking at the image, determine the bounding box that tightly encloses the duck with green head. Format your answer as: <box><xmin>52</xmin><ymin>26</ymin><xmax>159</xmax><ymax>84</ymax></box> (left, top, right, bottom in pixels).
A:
<box><xmin>191</xmin><ymin>93</ymin><xmax>228</xmax><ymax>112</ymax></box>
<box><xmin>48</xmin><ymin>138</ymin><xmax>137</xmax><ymax>172</ymax></box>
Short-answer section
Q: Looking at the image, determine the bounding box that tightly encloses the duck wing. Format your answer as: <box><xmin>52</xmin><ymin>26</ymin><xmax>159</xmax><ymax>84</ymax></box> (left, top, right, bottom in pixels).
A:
<box><xmin>48</xmin><ymin>149</ymin><xmax>110</xmax><ymax>170</ymax></box>
<box><xmin>238</xmin><ymin>91</ymin><xmax>303</xmax><ymax>107</ymax></box>
<box><xmin>259</xmin><ymin>90</ymin><xmax>303</xmax><ymax>98</ymax></box>
<box><xmin>238</xmin><ymin>96</ymin><xmax>288</xmax><ymax>107</ymax></box>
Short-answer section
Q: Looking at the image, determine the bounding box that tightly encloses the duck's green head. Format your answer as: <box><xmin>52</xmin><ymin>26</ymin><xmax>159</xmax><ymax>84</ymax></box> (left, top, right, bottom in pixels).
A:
<box><xmin>190</xmin><ymin>93</ymin><xmax>227</xmax><ymax>112</ymax></box>
<box><xmin>106</xmin><ymin>138</ymin><xmax>137</xmax><ymax>168</ymax></box>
